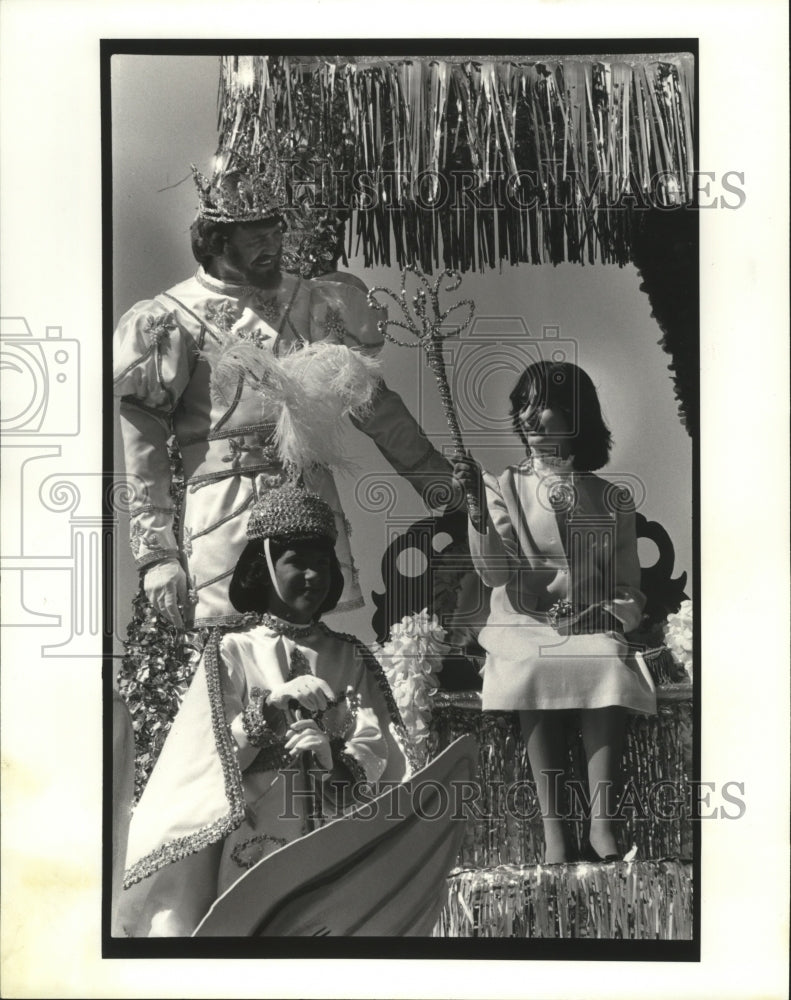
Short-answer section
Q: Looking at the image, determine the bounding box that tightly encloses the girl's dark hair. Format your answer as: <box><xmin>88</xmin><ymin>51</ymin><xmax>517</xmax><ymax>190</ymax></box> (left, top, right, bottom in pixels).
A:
<box><xmin>228</xmin><ymin>536</ymin><xmax>344</xmax><ymax>616</ymax></box>
<box><xmin>509</xmin><ymin>361</ymin><xmax>612</xmax><ymax>471</ymax></box>
<box><xmin>189</xmin><ymin>216</ymin><xmax>287</xmax><ymax>267</ymax></box>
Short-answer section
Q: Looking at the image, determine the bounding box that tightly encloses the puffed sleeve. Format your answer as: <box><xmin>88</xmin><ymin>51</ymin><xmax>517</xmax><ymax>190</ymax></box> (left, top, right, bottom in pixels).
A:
<box><xmin>113</xmin><ymin>299</ymin><xmax>197</xmax><ymax>569</ymax></box>
<box><xmin>335</xmin><ymin>701</ymin><xmax>389</xmax><ymax>784</ymax></box>
<box><xmin>219</xmin><ymin>634</ymin><xmax>265</xmax><ymax>774</ymax></box>
<box><xmin>602</xmin><ymin>502</ymin><xmax>646</xmax><ymax>633</ymax></box>
<box><xmin>309</xmin><ymin>273</ymin><xmax>456</xmax><ymax>505</ymax></box>
<box><xmin>308</xmin><ymin>273</ymin><xmax>385</xmax><ymax>357</ymax></box>
<box><xmin>468</xmin><ymin>472</ymin><xmax>519</xmax><ymax>588</ymax></box>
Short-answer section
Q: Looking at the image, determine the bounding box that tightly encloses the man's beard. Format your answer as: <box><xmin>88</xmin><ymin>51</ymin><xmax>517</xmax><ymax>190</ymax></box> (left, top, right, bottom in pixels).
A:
<box><xmin>249</xmin><ymin>261</ymin><xmax>282</xmax><ymax>289</ymax></box>
<box><xmin>225</xmin><ymin>246</ymin><xmax>282</xmax><ymax>289</ymax></box>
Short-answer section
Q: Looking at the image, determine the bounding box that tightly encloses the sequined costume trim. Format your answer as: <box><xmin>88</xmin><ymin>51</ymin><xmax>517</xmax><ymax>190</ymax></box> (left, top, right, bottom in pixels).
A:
<box><xmin>336</xmin><ymin>747</ymin><xmax>368</xmax><ymax>784</ymax></box>
<box><xmin>159</xmin><ymin>291</ymin><xmax>223</xmax><ymax>345</ymax></box>
<box><xmin>316</xmin><ymin>623</ymin><xmax>421</xmax><ymax>773</ymax></box>
<box><xmin>122</xmin><ymin>631</ymin><xmax>247</xmax><ymax>888</ymax></box>
<box><xmin>194</xmin><ymin>567</ymin><xmax>235</xmax><ymax>592</ymax></box>
<box><xmin>230</xmin><ymin>833</ymin><xmax>289</xmax><ymax>870</ymax></box>
<box><xmin>186</xmin><ymin>493</ymin><xmax>256</xmax><ymax>543</ymax></box>
<box><xmin>135</xmin><ymin>546</ymin><xmax>180</xmax><ymax>571</ymax></box>
<box><xmin>212</xmin><ymin>375</ymin><xmax>245</xmax><ymax>435</ymax></box>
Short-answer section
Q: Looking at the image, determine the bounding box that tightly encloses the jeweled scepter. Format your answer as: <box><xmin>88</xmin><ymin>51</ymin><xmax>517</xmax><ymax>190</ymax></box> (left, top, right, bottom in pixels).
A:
<box><xmin>368</xmin><ymin>266</ymin><xmax>480</xmax><ymax>521</ymax></box>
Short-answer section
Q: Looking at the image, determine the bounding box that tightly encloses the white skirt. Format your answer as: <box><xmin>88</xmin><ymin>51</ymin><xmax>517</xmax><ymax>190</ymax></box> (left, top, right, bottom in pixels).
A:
<box><xmin>478</xmin><ymin>612</ymin><xmax>657</xmax><ymax>714</ymax></box>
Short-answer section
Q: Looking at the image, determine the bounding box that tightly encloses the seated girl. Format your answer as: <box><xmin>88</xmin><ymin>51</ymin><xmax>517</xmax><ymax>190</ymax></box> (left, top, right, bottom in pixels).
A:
<box><xmin>117</xmin><ymin>483</ymin><xmax>414</xmax><ymax>937</ymax></box>
<box><xmin>453</xmin><ymin>360</ymin><xmax>656</xmax><ymax>864</ymax></box>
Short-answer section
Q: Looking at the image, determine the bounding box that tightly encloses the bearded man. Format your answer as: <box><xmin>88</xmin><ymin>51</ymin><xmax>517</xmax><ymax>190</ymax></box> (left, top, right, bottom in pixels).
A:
<box><xmin>113</xmin><ymin>165</ymin><xmax>456</xmax><ymax>633</ymax></box>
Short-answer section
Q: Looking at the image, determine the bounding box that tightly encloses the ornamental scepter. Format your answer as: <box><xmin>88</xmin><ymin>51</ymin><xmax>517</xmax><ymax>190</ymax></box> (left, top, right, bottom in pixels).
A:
<box><xmin>367</xmin><ymin>266</ymin><xmax>481</xmax><ymax>521</ymax></box>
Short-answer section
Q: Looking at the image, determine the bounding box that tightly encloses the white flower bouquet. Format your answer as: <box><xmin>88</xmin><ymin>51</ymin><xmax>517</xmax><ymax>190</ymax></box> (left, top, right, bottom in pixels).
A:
<box><xmin>373</xmin><ymin>609</ymin><xmax>447</xmax><ymax>763</ymax></box>
<box><xmin>663</xmin><ymin>599</ymin><xmax>693</xmax><ymax>680</ymax></box>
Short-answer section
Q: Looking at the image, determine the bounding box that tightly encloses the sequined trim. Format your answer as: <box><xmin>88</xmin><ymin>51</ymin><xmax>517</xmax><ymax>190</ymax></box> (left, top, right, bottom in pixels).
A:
<box><xmin>336</xmin><ymin>748</ymin><xmax>368</xmax><ymax>784</ymax></box>
<box><xmin>130</xmin><ymin>504</ymin><xmax>175</xmax><ymax>517</ymax></box>
<box><xmin>187</xmin><ymin>464</ymin><xmax>286</xmax><ymax>491</ymax></box>
<box><xmin>187</xmin><ymin>494</ymin><xmax>256</xmax><ymax>543</ymax></box>
<box><xmin>246</xmin><ymin>744</ymin><xmax>292</xmax><ymax>773</ymax></box>
<box><xmin>194</xmin><ymin>567</ymin><xmax>235</xmax><ymax>592</ymax></box>
<box><xmin>315</xmin><ymin>624</ymin><xmax>421</xmax><ymax>773</ymax></box>
<box><xmin>230</xmin><ymin>832</ymin><xmax>288</xmax><ymax>870</ymax></box>
<box><xmin>135</xmin><ymin>546</ymin><xmax>180</xmax><ymax>570</ymax></box>
<box><xmin>192</xmin><ymin>612</ymin><xmax>250</xmax><ymax>629</ymax></box>
<box><xmin>160</xmin><ymin>291</ymin><xmax>224</xmax><ymax>345</ymax></box>
<box><xmin>204</xmin><ymin>422</ymin><xmax>278</xmax><ymax>443</ymax></box>
<box><xmin>272</xmin><ymin>278</ymin><xmax>303</xmax><ymax>356</ymax></box>
<box><xmin>212</xmin><ymin>376</ymin><xmax>245</xmax><ymax>436</ymax></box>
<box><xmin>122</xmin><ymin>632</ymin><xmax>246</xmax><ymax>888</ymax></box>
<box><xmin>241</xmin><ymin>687</ymin><xmax>279</xmax><ymax>748</ymax></box>
<box><xmin>113</xmin><ymin>341</ymin><xmax>159</xmax><ymax>386</ymax></box>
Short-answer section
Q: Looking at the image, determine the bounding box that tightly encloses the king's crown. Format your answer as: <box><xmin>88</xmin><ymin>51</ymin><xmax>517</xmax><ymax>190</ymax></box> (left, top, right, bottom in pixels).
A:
<box><xmin>192</xmin><ymin>146</ymin><xmax>289</xmax><ymax>224</ymax></box>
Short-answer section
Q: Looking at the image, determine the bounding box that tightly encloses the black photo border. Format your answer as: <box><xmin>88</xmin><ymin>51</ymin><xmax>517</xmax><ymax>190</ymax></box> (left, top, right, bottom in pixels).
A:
<box><xmin>101</xmin><ymin>35</ymin><xmax>700</xmax><ymax>961</ymax></box>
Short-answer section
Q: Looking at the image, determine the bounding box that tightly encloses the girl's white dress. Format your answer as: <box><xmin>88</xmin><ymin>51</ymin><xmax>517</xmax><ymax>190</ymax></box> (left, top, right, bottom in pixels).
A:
<box><xmin>469</xmin><ymin>456</ymin><xmax>657</xmax><ymax>714</ymax></box>
<box><xmin>116</xmin><ymin>617</ymin><xmax>413</xmax><ymax>937</ymax></box>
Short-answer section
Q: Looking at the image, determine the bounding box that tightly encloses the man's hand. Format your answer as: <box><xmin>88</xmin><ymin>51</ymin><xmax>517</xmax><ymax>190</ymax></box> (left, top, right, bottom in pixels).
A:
<box><xmin>143</xmin><ymin>559</ymin><xmax>188</xmax><ymax>629</ymax></box>
<box><xmin>267</xmin><ymin>675</ymin><xmax>335</xmax><ymax>713</ymax></box>
<box><xmin>284</xmin><ymin>718</ymin><xmax>333</xmax><ymax>771</ymax></box>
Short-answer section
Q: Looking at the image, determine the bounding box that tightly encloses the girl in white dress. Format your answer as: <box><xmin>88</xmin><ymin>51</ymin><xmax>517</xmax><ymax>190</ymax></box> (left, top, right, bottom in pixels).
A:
<box><xmin>117</xmin><ymin>484</ymin><xmax>413</xmax><ymax>936</ymax></box>
<box><xmin>453</xmin><ymin>361</ymin><xmax>656</xmax><ymax>863</ymax></box>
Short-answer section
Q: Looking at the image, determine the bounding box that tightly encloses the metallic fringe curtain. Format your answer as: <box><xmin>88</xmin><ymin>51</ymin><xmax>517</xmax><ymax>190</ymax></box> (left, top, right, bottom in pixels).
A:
<box><xmin>435</xmin><ymin>860</ymin><xmax>693</xmax><ymax>938</ymax></box>
<box><xmin>217</xmin><ymin>54</ymin><xmax>695</xmax><ymax>272</ymax></box>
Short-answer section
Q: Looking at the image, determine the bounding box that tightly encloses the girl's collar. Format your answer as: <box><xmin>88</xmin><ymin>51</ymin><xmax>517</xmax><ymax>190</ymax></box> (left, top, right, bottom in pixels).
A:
<box><xmin>524</xmin><ymin>453</ymin><xmax>576</xmax><ymax>476</ymax></box>
<box><xmin>259</xmin><ymin>611</ymin><xmax>318</xmax><ymax>639</ymax></box>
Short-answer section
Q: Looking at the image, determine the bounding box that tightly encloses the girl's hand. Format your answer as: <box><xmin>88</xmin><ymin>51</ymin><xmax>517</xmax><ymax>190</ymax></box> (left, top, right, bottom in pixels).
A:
<box><xmin>452</xmin><ymin>452</ymin><xmax>485</xmax><ymax>494</ymax></box>
<box><xmin>267</xmin><ymin>675</ymin><xmax>335</xmax><ymax>712</ymax></box>
<box><xmin>284</xmin><ymin>719</ymin><xmax>333</xmax><ymax>771</ymax></box>
<box><xmin>452</xmin><ymin>452</ymin><xmax>487</xmax><ymax>528</ymax></box>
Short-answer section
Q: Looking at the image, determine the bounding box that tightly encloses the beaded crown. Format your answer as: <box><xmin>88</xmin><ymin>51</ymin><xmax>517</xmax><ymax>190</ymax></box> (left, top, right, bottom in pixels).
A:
<box><xmin>192</xmin><ymin>146</ymin><xmax>290</xmax><ymax>224</ymax></box>
<box><xmin>246</xmin><ymin>484</ymin><xmax>337</xmax><ymax>544</ymax></box>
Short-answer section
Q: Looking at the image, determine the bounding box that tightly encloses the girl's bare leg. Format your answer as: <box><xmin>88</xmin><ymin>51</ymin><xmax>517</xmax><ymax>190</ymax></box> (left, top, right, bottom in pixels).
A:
<box><xmin>519</xmin><ymin>710</ymin><xmax>571</xmax><ymax>864</ymax></box>
<box><xmin>580</xmin><ymin>706</ymin><xmax>627</xmax><ymax>859</ymax></box>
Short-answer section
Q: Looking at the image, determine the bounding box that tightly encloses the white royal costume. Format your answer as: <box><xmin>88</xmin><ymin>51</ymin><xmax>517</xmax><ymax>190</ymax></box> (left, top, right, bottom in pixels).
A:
<box><xmin>117</xmin><ymin>616</ymin><xmax>414</xmax><ymax>937</ymax></box>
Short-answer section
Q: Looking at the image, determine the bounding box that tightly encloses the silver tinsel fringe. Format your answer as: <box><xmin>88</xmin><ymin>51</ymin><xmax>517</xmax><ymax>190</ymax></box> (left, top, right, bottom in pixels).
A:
<box><xmin>434</xmin><ymin>861</ymin><xmax>693</xmax><ymax>939</ymax></box>
<box><xmin>428</xmin><ymin>684</ymin><xmax>693</xmax><ymax>867</ymax></box>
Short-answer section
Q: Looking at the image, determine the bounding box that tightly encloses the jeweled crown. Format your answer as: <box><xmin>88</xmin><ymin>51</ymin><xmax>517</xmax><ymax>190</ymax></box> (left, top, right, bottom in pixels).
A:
<box><xmin>192</xmin><ymin>146</ymin><xmax>290</xmax><ymax>224</ymax></box>
<box><xmin>246</xmin><ymin>484</ymin><xmax>337</xmax><ymax>544</ymax></box>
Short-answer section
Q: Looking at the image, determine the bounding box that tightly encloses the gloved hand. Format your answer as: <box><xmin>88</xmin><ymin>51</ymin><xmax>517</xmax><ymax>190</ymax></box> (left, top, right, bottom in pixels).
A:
<box><xmin>267</xmin><ymin>675</ymin><xmax>335</xmax><ymax>713</ymax></box>
<box><xmin>284</xmin><ymin>718</ymin><xmax>333</xmax><ymax>771</ymax></box>
<box><xmin>143</xmin><ymin>559</ymin><xmax>188</xmax><ymax>629</ymax></box>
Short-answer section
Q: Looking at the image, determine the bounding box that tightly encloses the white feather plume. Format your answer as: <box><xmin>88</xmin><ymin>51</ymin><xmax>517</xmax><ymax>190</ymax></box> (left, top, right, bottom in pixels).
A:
<box><xmin>273</xmin><ymin>342</ymin><xmax>381</xmax><ymax>471</ymax></box>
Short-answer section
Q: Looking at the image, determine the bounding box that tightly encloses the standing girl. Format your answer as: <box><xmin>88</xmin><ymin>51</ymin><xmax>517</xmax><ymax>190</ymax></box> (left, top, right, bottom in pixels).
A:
<box><xmin>117</xmin><ymin>484</ymin><xmax>414</xmax><ymax>936</ymax></box>
<box><xmin>453</xmin><ymin>360</ymin><xmax>656</xmax><ymax>864</ymax></box>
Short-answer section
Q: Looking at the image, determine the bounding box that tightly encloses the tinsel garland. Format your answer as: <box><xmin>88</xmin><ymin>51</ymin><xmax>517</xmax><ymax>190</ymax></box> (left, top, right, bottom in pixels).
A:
<box><xmin>217</xmin><ymin>54</ymin><xmax>695</xmax><ymax>272</ymax></box>
<box><xmin>116</xmin><ymin>441</ymin><xmax>209</xmax><ymax>800</ymax></box>
<box><xmin>434</xmin><ymin>860</ymin><xmax>692</xmax><ymax>938</ymax></box>
<box><xmin>428</xmin><ymin>682</ymin><xmax>693</xmax><ymax>867</ymax></box>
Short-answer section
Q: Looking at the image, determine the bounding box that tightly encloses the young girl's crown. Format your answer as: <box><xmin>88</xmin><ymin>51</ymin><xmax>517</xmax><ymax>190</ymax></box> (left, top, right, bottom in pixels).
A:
<box><xmin>246</xmin><ymin>484</ymin><xmax>337</xmax><ymax>544</ymax></box>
